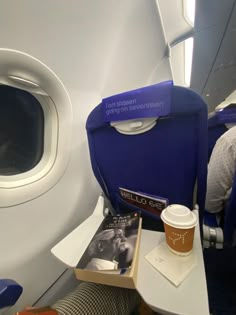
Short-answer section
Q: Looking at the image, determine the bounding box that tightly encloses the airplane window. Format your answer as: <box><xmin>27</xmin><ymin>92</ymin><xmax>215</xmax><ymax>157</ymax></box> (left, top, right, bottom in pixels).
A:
<box><xmin>0</xmin><ymin>85</ymin><xmax>44</xmax><ymax>175</ymax></box>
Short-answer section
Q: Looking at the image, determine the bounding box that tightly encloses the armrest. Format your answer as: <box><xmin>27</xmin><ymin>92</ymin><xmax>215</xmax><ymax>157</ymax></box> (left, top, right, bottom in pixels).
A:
<box><xmin>203</xmin><ymin>211</ymin><xmax>223</xmax><ymax>249</ymax></box>
<box><xmin>0</xmin><ymin>279</ymin><xmax>23</xmax><ymax>309</ymax></box>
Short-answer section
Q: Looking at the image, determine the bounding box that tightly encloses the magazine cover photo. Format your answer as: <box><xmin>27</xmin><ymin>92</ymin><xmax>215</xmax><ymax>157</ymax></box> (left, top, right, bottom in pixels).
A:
<box><xmin>76</xmin><ymin>212</ymin><xmax>140</xmax><ymax>271</ymax></box>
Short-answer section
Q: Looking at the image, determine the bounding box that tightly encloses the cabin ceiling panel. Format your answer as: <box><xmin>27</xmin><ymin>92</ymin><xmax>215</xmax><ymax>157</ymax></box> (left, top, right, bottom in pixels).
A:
<box><xmin>191</xmin><ymin>0</ymin><xmax>235</xmax><ymax>111</ymax></box>
<box><xmin>218</xmin><ymin>90</ymin><xmax>236</xmax><ymax>109</ymax></box>
<box><xmin>202</xmin><ymin>3</ymin><xmax>236</xmax><ymax>111</ymax></box>
<box><xmin>191</xmin><ymin>25</ymin><xmax>230</xmax><ymax>96</ymax></box>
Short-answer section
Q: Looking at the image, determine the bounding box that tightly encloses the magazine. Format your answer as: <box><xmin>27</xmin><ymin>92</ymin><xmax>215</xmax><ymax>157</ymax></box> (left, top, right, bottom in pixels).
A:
<box><xmin>75</xmin><ymin>212</ymin><xmax>142</xmax><ymax>289</ymax></box>
<box><xmin>77</xmin><ymin>212</ymin><xmax>140</xmax><ymax>271</ymax></box>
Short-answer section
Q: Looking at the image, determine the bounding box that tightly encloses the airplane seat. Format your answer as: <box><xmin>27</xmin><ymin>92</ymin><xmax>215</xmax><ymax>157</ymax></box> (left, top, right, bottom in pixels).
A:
<box><xmin>86</xmin><ymin>81</ymin><xmax>208</xmax><ymax>231</ymax></box>
<box><xmin>208</xmin><ymin>104</ymin><xmax>236</xmax><ymax>161</ymax></box>
<box><xmin>204</xmin><ymin>171</ymin><xmax>236</xmax><ymax>248</ymax></box>
<box><xmin>203</xmin><ymin>106</ymin><xmax>236</xmax><ymax>248</ymax></box>
<box><xmin>203</xmin><ymin>176</ymin><xmax>236</xmax><ymax>315</ymax></box>
<box><xmin>0</xmin><ymin>279</ymin><xmax>23</xmax><ymax>313</ymax></box>
<box><xmin>204</xmin><ymin>108</ymin><xmax>236</xmax><ymax>314</ymax></box>
<box><xmin>207</xmin><ymin>112</ymin><xmax>228</xmax><ymax>162</ymax></box>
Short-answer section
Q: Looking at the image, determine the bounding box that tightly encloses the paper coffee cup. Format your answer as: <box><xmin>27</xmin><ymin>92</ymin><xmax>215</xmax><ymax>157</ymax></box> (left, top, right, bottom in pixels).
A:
<box><xmin>161</xmin><ymin>204</ymin><xmax>197</xmax><ymax>256</ymax></box>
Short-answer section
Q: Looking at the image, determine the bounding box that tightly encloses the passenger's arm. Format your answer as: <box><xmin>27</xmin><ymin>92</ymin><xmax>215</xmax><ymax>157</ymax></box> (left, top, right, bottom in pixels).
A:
<box><xmin>14</xmin><ymin>283</ymin><xmax>140</xmax><ymax>315</ymax></box>
<box><xmin>52</xmin><ymin>282</ymin><xmax>140</xmax><ymax>315</ymax></box>
<box><xmin>205</xmin><ymin>136</ymin><xmax>236</xmax><ymax>213</ymax></box>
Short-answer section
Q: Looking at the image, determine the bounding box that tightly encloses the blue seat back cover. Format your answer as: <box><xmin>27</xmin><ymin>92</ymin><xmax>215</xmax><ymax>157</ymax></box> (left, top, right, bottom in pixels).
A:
<box><xmin>86</xmin><ymin>85</ymin><xmax>208</xmax><ymax>222</ymax></box>
<box><xmin>224</xmin><ymin>172</ymin><xmax>236</xmax><ymax>244</ymax></box>
<box><xmin>208</xmin><ymin>114</ymin><xmax>227</xmax><ymax>161</ymax></box>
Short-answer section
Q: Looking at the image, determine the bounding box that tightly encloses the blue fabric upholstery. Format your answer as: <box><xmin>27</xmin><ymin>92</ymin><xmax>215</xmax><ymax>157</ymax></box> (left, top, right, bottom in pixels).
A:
<box><xmin>207</xmin><ymin>113</ymin><xmax>227</xmax><ymax>161</ymax></box>
<box><xmin>223</xmin><ymin>172</ymin><xmax>236</xmax><ymax>245</ymax></box>
<box><xmin>203</xmin><ymin>212</ymin><xmax>218</xmax><ymax>227</ymax></box>
<box><xmin>86</xmin><ymin>84</ymin><xmax>208</xmax><ymax>228</ymax></box>
<box><xmin>0</xmin><ymin>279</ymin><xmax>23</xmax><ymax>308</ymax></box>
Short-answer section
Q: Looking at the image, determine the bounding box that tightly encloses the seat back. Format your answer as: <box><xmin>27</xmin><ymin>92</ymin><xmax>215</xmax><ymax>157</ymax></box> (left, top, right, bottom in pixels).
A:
<box><xmin>223</xmin><ymin>172</ymin><xmax>236</xmax><ymax>245</ymax></box>
<box><xmin>86</xmin><ymin>82</ymin><xmax>208</xmax><ymax>228</ymax></box>
<box><xmin>208</xmin><ymin>113</ymin><xmax>227</xmax><ymax>161</ymax></box>
<box><xmin>204</xmin><ymin>174</ymin><xmax>236</xmax><ymax>247</ymax></box>
<box><xmin>208</xmin><ymin>104</ymin><xmax>236</xmax><ymax>160</ymax></box>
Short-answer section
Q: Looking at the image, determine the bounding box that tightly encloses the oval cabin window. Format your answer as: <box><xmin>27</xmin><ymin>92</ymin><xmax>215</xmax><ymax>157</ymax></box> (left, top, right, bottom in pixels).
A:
<box><xmin>0</xmin><ymin>85</ymin><xmax>44</xmax><ymax>175</ymax></box>
<box><xmin>0</xmin><ymin>48</ymin><xmax>72</xmax><ymax>207</ymax></box>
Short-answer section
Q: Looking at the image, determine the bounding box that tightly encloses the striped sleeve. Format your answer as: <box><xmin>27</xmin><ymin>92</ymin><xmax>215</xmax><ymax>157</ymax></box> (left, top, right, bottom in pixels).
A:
<box><xmin>52</xmin><ymin>282</ymin><xmax>140</xmax><ymax>315</ymax></box>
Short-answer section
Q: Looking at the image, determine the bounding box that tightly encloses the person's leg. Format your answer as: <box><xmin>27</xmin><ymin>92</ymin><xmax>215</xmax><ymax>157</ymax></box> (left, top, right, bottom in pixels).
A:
<box><xmin>52</xmin><ymin>282</ymin><xmax>141</xmax><ymax>315</ymax></box>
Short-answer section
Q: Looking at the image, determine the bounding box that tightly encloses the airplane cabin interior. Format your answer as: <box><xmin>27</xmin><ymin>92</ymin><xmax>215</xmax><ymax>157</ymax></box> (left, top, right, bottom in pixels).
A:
<box><xmin>1</xmin><ymin>0</ymin><xmax>236</xmax><ymax>314</ymax></box>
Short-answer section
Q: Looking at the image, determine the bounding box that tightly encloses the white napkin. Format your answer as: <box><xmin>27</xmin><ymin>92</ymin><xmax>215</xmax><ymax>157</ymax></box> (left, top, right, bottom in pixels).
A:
<box><xmin>145</xmin><ymin>241</ymin><xmax>197</xmax><ymax>287</ymax></box>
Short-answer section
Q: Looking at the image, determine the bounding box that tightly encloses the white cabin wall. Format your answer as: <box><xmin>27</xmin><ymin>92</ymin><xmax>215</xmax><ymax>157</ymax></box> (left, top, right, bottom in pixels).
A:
<box><xmin>101</xmin><ymin>0</ymin><xmax>172</xmax><ymax>96</ymax></box>
<box><xmin>0</xmin><ymin>1</ymin><xmax>125</xmax><ymax>92</ymax></box>
<box><xmin>0</xmin><ymin>1</ymin><xmax>171</xmax><ymax>313</ymax></box>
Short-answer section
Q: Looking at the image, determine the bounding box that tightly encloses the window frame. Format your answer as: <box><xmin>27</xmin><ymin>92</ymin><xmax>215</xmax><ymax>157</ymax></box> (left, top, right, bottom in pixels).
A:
<box><xmin>0</xmin><ymin>48</ymin><xmax>72</xmax><ymax>207</ymax></box>
<box><xmin>0</xmin><ymin>90</ymin><xmax>58</xmax><ymax>188</ymax></box>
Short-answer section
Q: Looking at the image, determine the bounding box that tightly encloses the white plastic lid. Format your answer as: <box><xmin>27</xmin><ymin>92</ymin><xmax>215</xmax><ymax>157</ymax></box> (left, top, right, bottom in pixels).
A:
<box><xmin>161</xmin><ymin>204</ymin><xmax>197</xmax><ymax>229</ymax></box>
<box><xmin>111</xmin><ymin>117</ymin><xmax>158</xmax><ymax>135</ymax></box>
